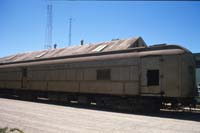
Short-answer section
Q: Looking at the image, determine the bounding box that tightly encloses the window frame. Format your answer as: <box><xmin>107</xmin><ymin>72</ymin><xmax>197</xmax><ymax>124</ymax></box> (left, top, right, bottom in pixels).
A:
<box><xmin>22</xmin><ymin>68</ymin><xmax>27</xmax><ymax>78</ymax></box>
<box><xmin>96</xmin><ymin>69</ymin><xmax>111</xmax><ymax>80</ymax></box>
<box><xmin>147</xmin><ymin>69</ymin><xmax>159</xmax><ymax>86</ymax></box>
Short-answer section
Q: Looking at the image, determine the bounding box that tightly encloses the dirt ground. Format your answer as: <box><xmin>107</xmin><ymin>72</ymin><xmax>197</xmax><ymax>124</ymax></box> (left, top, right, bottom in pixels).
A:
<box><xmin>0</xmin><ymin>98</ymin><xmax>200</xmax><ymax>133</ymax></box>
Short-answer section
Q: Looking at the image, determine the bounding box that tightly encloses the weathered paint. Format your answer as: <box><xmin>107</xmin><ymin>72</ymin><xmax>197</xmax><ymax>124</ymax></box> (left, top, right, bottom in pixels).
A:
<box><xmin>0</xmin><ymin>37</ymin><xmax>196</xmax><ymax>98</ymax></box>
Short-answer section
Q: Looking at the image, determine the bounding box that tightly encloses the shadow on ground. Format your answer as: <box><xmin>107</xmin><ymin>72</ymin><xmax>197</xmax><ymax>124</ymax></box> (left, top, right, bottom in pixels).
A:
<box><xmin>2</xmin><ymin>96</ymin><xmax>200</xmax><ymax>122</ymax></box>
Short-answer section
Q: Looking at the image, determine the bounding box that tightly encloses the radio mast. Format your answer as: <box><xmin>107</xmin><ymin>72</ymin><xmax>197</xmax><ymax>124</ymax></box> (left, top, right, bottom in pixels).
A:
<box><xmin>45</xmin><ymin>4</ymin><xmax>53</xmax><ymax>49</ymax></box>
<box><xmin>68</xmin><ymin>18</ymin><xmax>72</xmax><ymax>46</ymax></box>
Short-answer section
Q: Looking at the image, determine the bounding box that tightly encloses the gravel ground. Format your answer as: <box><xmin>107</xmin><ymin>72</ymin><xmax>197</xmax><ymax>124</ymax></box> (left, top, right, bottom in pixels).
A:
<box><xmin>0</xmin><ymin>98</ymin><xmax>200</xmax><ymax>133</ymax></box>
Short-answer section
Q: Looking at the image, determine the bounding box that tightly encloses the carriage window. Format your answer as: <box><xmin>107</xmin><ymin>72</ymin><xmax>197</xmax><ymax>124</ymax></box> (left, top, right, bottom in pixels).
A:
<box><xmin>97</xmin><ymin>69</ymin><xmax>111</xmax><ymax>80</ymax></box>
<box><xmin>22</xmin><ymin>68</ymin><xmax>27</xmax><ymax>78</ymax></box>
<box><xmin>196</xmin><ymin>61</ymin><xmax>200</xmax><ymax>68</ymax></box>
<box><xmin>188</xmin><ymin>65</ymin><xmax>194</xmax><ymax>74</ymax></box>
<box><xmin>147</xmin><ymin>70</ymin><xmax>159</xmax><ymax>86</ymax></box>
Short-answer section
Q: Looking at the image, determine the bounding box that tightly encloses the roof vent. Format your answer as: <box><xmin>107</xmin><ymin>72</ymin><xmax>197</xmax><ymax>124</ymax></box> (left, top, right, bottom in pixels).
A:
<box><xmin>81</xmin><ymin>40</ymin><xmax>84</xmax><ymax>45</ymax></box>
<box><xmin>54</xmin><ymin>44</ymin><xmax>57</xmax><ymax>49</ymax></box>
<box><xmin>111</xmin><ymin>38</ymin><xmax>119</xmax><ymax>41</ymax></box>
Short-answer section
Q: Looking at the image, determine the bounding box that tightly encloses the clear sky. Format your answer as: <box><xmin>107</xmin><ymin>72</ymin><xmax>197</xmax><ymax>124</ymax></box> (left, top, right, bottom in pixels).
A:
<box><xmin>0</xmin><ymin>0</ymin><xmax>200</xmax><ymax>57</ymax></box>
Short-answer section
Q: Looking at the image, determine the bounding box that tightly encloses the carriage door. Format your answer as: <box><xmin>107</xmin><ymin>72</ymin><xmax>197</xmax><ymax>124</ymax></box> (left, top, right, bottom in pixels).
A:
<box><xmin>21</xmin><ymin>68</ymin><xmax>28</xmax><ymax>89</ymax></box>
<box><xmin>140</xmin><ymin>56</ymin><xmax>163</xmax><ymax>96</ymax></box>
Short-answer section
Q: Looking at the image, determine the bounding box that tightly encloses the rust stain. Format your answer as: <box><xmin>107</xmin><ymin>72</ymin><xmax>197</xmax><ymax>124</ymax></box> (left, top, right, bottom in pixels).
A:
<box><xmin>0</xmin><ymin>37</ymin><xmax>146</xmax><ymax>64</ymax></box>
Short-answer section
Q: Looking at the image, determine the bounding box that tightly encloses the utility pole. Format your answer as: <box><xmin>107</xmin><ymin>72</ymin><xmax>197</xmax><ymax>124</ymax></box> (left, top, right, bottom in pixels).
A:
<box><xmin>68</xmin><ymin>18</ymin><xmax>72</xmax><ymax>46</ymax></box>
<box><xmin>45</xmin><ymin>4</ymin><xmax>53</xmax><ymax>49</ymax></box>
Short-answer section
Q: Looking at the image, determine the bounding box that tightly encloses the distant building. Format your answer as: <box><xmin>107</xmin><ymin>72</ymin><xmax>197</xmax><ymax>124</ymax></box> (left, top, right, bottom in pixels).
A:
<box><xmin>193</xmin><ymin>53</ymin><xmax>200</xmax><ymax>93</ymax></box>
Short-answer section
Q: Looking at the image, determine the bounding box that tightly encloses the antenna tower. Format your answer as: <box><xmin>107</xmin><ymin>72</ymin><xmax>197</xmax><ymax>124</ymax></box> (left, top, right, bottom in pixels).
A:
<box><xmin>68</xmin><ymin>18</ymin><xmax>72</xmax><ymax>46</ymax></box>
<box><xmin>45</xmin><ymin>4</ymin><xmax>53</xmax><ymax>49</ymax></box>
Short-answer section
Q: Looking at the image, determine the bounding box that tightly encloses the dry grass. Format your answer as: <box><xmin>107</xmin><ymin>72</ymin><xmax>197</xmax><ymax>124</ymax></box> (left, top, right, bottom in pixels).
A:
<box><xmin>0</xmin><ymin>127</ymin><xmax>24</xmax><ymax>133</ymax></box>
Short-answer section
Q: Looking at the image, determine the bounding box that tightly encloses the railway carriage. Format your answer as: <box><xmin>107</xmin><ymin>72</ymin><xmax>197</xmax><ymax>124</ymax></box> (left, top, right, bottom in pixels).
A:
<box><xmin>0</xmin><ymin>37</ymin><xmax>197</xmax><ymax>111</ymax></box>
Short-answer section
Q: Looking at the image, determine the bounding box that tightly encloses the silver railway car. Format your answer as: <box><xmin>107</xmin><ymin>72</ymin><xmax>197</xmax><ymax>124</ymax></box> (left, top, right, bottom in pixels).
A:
<box><xmin>0</xmin><ymin>37</ymin><xmax>197</xmax><ymax>111</ymax></box>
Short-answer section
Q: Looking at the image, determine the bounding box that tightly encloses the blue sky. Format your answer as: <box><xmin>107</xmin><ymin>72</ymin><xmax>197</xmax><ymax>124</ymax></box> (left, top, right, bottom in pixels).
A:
<box><xmin>0</xmin><ymin>0</ymin><xmax>200</xmax><ymax>57</ymax></box>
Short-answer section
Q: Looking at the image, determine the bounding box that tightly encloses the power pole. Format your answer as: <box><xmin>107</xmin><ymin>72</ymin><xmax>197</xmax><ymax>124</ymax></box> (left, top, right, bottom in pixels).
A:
<box><xmin>45</xmin><ymin>4</ymin><xmax>53</xmax><ymax>49</ymax></box>
<box><xmin>68</xmin><ymin>18</ymin><xmax>72</xmax><ymax>46</ymax></box>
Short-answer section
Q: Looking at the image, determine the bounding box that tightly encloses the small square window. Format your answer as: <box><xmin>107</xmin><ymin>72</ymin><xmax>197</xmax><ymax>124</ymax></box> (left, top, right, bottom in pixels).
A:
<box><xmin>147</xmin><ymin>70</ymin><xmax>159</xmax><ymax>86</ymax></box>
<box><xmin>96</xmin><ymin>69</ymin><xmax>111</xmax><ymax>80</ymax></box>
